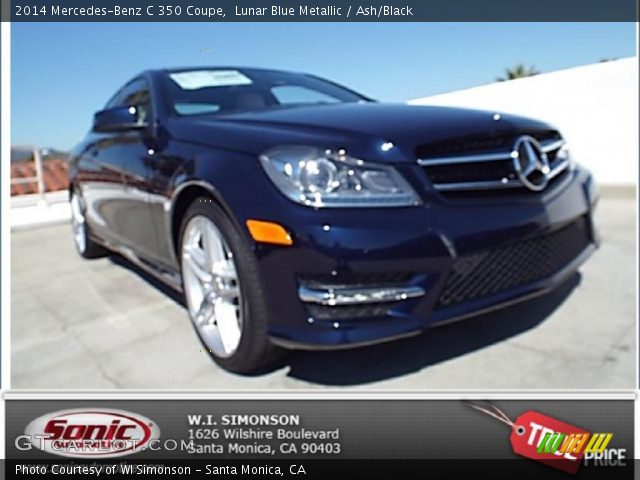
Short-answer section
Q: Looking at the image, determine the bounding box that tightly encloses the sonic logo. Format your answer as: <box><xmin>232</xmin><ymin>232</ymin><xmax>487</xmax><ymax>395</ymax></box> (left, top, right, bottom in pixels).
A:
<box><xmin>23</xmin><ymin>408</ymin><xmax>160</xmax><ymax>458</ymax></box>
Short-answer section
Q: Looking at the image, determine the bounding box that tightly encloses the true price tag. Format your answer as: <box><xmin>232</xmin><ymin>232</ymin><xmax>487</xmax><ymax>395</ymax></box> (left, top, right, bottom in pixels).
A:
<box><xmin>511</xmin><ymin>410</ymin><xmax>589</xmax><ymax>475</ymax></box>
<box><xmin>469</xmin><ymin>403</ymin><xmax>589</xmax><ymax>475</ymax></box>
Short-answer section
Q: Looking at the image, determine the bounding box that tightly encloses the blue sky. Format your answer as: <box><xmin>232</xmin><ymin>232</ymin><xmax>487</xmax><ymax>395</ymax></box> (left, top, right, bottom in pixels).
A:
<box><xmin>12</xmin><ymin>22</ymin><xmax>636</xmax><ymax>149</ymax></box>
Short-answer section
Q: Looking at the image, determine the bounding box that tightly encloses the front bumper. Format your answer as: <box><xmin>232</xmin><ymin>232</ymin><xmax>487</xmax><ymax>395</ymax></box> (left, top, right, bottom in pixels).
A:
<box><xmin>250</xmin><ymin>167</ymin><xmax>598</xmax><ymax>350</ymax></box>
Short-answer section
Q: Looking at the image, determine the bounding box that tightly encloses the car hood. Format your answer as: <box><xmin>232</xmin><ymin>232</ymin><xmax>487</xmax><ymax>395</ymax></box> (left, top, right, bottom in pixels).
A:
<box><xmin>168</xmin><ymin>103</ymin><xmax>555</xmax><ymax>163</ymax></box>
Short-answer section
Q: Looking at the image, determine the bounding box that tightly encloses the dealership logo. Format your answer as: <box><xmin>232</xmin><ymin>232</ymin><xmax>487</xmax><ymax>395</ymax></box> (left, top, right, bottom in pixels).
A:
<box><xmin>468</xmin><ymin>402</ymin><xmax>624</xmax><ymax>475</ymax></box>
<box><xmin>23</xmin><ymin>408</ymin><xmax>160</xmax><ymax>458</ymax></box>
<box><xmin>511</xmin><ymin>135</ymin><xmax>551</xmax><ymax>191</ymax></box>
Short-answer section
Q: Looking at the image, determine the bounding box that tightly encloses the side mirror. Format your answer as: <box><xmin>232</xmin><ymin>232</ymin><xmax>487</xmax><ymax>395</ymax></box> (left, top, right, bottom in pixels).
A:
<box><xmin>93</xmin><ymin>106</ymin><xmax>148</xmax><ymax>132</ymax></box>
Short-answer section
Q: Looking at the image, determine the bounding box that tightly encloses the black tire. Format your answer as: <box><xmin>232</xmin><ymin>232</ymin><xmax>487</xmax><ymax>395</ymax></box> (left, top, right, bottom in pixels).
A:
<box><xmin>70</xmin><ymin>189</ymin><xmax>108</xmax><ymax>259</ymax></box>
<box><xmin>179</xmin><ymin>197</ymin><xmax>282</xmax><ymax>373</ymax></box>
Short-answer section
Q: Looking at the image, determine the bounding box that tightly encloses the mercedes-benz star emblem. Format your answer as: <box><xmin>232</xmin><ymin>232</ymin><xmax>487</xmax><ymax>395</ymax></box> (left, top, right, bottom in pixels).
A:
<box><xmin>511</xmin><ymin>135</ymin><xmax>551</xmax><ymax>192</ymax></box>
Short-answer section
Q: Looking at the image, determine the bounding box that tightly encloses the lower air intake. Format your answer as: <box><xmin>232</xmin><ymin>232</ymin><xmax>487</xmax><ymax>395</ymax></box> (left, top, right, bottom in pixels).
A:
<box><xmin>436</xmin><ymin>217</ymin><xmax>591</xmax><ymax>309</ymax></box>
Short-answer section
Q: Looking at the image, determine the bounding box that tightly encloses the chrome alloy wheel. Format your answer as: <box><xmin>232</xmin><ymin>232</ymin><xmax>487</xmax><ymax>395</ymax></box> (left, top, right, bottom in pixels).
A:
<box><xmin>70</xmin><ymin>192</ymin><xmax>87</xmax><ymax>254</ymax></box>
<box><xmin>181</xmin><ymin>215</ymin><xmax>243</xmax><ymax>358</ymax></box>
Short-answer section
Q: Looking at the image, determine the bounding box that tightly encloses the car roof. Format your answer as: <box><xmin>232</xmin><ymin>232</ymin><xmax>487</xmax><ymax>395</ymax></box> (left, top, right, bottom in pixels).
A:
<box><xmin>145</xmin><ymin>66</ymin><xmax>304</xmax><ymax>77</ymax></box>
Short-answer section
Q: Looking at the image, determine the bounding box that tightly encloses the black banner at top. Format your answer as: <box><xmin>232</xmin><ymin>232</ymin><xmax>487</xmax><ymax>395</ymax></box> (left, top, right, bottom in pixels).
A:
<box><xmin>5</xmin><ymin>0</ymin><xmax>639</xmax><ymax>22</ymax></box>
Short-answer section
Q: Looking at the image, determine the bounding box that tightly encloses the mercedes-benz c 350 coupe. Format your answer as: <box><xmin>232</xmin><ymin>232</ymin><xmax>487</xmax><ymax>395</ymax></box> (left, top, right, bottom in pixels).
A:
<box><xmin>69</xmin><ymin>67</ymin><xmax>599</xmax><ymax>372</ymax></box>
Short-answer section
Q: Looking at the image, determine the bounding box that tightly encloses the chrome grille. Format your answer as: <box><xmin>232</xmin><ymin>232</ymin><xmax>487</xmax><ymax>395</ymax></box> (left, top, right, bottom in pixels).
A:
<box><xmin>418</xmin><ymin>134</ymin><xmax>570</xmax><ymax>193</ymax></box>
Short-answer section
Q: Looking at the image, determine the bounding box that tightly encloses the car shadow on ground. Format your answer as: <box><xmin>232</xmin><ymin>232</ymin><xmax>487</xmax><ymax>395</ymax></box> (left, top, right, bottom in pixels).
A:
<box><xmin>109</xmin><ymin>254</ymin><xmax>186</xmax><ymax>306</ymax></box>
<box><xmin>108</xmin><ymin>253</ymin><xmax>580</xmax><ymax>387</ymax></box>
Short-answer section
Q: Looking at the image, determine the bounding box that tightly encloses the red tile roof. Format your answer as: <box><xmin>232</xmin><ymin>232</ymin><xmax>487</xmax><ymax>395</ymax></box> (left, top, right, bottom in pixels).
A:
<box><xmin>10</xmin><ymin>158</ymin><xmax>69</xmax><ymax>196</ymax></box>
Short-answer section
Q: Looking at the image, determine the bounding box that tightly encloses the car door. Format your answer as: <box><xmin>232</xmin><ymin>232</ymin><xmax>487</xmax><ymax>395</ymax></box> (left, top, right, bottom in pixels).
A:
<box><xmin>76</xmin><ymin>87</ymin><xmax>130</xmax><ymax>247</ymax></box>
<box><xmin>91</xmin><ymin>78</ymin><xmax>160</xmax><ymax>260</ymax></box>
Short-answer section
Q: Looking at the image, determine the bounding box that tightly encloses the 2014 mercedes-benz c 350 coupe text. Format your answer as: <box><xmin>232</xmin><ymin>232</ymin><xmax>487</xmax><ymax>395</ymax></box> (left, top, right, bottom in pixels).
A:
<box><xmin>69</xmin><ymin>67</ymin><xmax>599</xmax><ymax>372</ymax></box>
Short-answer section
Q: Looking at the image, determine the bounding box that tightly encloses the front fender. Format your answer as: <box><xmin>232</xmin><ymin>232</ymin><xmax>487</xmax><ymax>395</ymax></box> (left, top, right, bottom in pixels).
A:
<box><xmin>165</xmin><ymin>145</ymin><xmax>292</xmax><ymax>264</ymax></box>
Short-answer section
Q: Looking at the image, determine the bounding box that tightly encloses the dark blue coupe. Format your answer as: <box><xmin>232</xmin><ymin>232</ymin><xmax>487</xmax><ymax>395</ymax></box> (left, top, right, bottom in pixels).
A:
<box><xmin>69</xmin><ymin>67</ymin><xmax>599</xmax><ymax>372</ymax></box>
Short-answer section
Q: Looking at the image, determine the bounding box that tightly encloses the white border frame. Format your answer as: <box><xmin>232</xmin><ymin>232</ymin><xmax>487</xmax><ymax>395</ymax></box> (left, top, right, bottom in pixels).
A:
<box><xmin>1</xmin><ymin>18</ymin><xmax>12</xmax><ymax>458</ymax></box>
<box><xmin>0</xmin><ymin>20</ymin><xmax>638</xmax><ymax>461</ymax></box>
<box><xmin>3</xmin><ymin>392</ymin><xmax>636</xmax><ymax>400</ymax></box>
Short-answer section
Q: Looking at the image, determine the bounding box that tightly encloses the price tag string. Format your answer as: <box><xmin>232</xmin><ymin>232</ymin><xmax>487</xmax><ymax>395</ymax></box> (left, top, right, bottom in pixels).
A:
<box><xmin>465</xmin><ymin>401</ymin><xmax>517</xmax><ymax>430</ymax></box>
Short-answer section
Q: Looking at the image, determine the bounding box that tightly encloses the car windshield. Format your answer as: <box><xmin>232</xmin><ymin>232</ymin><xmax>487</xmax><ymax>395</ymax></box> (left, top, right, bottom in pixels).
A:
<box><xmin>161</xmin><ymin>68</ymin><xmax>369</xmax><ymax>116</ymax></box>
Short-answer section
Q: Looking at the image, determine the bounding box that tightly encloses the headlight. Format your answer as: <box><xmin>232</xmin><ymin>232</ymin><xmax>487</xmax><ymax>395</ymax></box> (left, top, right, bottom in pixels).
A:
<box><xmin>259</xmin><ymin>146</ymin><xmax>421</xmax><ymax>208</ymax></box>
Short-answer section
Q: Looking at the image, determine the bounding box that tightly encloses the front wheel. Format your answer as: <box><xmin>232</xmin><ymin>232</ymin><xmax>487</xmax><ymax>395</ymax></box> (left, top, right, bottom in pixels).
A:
<box><xmin>179</xmin><ymin>198</ymin><xmax>281</xmax><ymax>373</ymax></box>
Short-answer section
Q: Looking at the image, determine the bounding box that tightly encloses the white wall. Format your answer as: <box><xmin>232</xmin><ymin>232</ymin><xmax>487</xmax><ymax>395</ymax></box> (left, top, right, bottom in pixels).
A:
<box><xmin>409</xmin><ymin>57</ymin><xmax>638</xmax><ymax>186</ymax></box>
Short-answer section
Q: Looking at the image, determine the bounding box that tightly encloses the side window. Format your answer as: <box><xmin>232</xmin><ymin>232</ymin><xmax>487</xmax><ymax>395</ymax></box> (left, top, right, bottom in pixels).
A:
<box><xmin>107</xmin><ymin>78</ymin><xmax>152</xmax><ymax>124</ymax></box>
<box><xmin>104</xmin><ymin>89</ymin><xmax>124</xmax><ymax>109</ymax></box>
<box><xmin>271</xmin><ymin>85</ymin><xmax>340</xmax><ymax>105</ymax></box>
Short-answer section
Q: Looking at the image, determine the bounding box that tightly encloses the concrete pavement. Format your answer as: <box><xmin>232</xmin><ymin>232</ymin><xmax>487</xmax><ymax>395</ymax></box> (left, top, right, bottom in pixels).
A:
<box><xmin>10</xmin><ymin>196</ymin><xmax>636</xmax><ymax>389</ymax></box>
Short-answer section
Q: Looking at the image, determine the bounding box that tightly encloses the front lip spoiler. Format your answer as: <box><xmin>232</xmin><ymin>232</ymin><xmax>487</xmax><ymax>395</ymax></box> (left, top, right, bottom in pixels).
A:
<box><xmin>269</xmin><ymin>329</ymin><xmax>423</xmax><ymax>351</ymax></box>
<box><xmin>298</xmin><ymin>285</ymin><xmax>426</xmax><ymax>306</ymax></box>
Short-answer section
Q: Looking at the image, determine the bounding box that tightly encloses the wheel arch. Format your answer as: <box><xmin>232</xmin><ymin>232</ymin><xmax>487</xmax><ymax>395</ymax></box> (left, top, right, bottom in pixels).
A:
<box><xmin>169</xmin><ymin>181</ymin><xmax>244</xmax><ymax>259</ymax></box>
